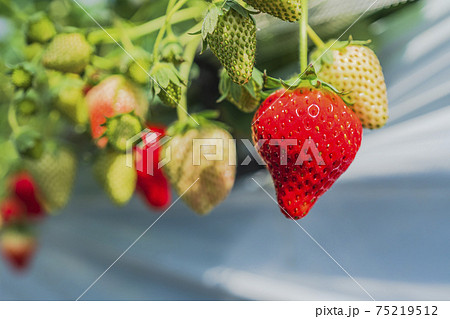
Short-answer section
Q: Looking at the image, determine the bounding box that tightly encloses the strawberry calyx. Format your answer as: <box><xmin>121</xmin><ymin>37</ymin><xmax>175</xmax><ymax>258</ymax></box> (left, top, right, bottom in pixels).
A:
<box><xmin>166</xmin><ymin>110</ymin><xmax>230</xmax><ymax>137</ymax></box>
<box><xmin>261</xmin><ymin>65</ymin><xmax>354</xmax><ymax>106</ymax></box>
<box><xmin>11</xmin><ymin>126</ymin><xmax>44</xmax><ymax>160</ymax></box>
<box><xmin>160</xmin><ymin>34</ymin><xmax>185</xmax><ymax>65</ymax></box>
<box><xmin>217</xmin><ymin>67</ymin><xmax>263</xmax><ymax>103</ymax></box>
<box><xmin>101</xmin><ymin>112</ymin><xmax>143</xmax><ymax>152</ymax></box>
<box><xmin>310</xmin><ymin>36</ymin><xmax>372</xmax><ymax>73</ymax></box>
<box><xmin>149</xmin><ymin>62</ymin><xmax>184</xmax><ymax>98</ymax></box>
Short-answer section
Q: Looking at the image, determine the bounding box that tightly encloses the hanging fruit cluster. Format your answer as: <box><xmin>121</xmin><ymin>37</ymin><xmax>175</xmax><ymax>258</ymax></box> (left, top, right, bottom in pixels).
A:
<box><xmin>0</xmin><ymin>0</ymin><xmax>389</xmax><ymax>271</ymax></box>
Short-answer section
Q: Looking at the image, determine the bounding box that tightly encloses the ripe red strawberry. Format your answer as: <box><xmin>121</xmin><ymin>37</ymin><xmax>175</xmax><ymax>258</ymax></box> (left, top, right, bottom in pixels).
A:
<box><xmin>9</xmin><ymin>172</ymin><xmax>44</xmax><ymax>219</ymax></box>
<box><xmin>0</xmin><ymin>198</ymin><xmax>25</xmax><ymax>224</ymax></box>
<box><xmin>252</xmin><ymin>86</ymin><xmax>363</xmax><ymax>219</ymax></box>
<box><xmin>1</xmin><ymin>226</ymin><xmax>37</xmax><ymax>271</ymax></box>
<box><xmin>86</xmin><ymin>75</ymin><xmax>148</xmax><ymax>148</ymax></box>
<box><xmin>135</xmin><ymin>125</ymin><xmax>171</xmax><ymax>210</ymax></box>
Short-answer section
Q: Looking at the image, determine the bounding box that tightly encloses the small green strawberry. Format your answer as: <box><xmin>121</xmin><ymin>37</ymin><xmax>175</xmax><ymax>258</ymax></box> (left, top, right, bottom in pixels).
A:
<box><xmin>312</xmin><ymin>39</ymin><xmax>389</xmax><ymax>129</ymax></box>
<box><xmin>160</xmin><ymin>36</ymin><xmax>185</xmax><ymax>66</ymax></box>
<box><xmin>128</xmin><ymin>59</ymin><xmax>151</xmax><ymax>85</ymax></box>
<box><xmin>202</xmin><ymin>1</ymin><xmax>256</xmax><ymax>85</ymax></box>
<box><xmin>149</xmin><ymin>62</ymin><xmax>184</xmax><ymax>108</ymax></box>
<box><xmin>162</xmin><ymin>113</ymin><xmax>236</xmax><ymax>215</ymax></box>
<box><xmin>42</xmin><ymin>33</ymin><xmax>92</xmax><ymax>74</ymax></box>
<box><xmin>243</xmin><ymin>0</ymin><xmax>302</xmax><ymax>22</ymax></box>
<box><xmin>26</xmin><ymin>13</ymin><xmax>56</xmax><ymax>44</ymax></box>
<box><xmin>11</xmin><ymin>65</ymin><xmax>33</xmax><ymax>90</ymax></box>
<box><xmin>103</xmin><ymin>113</ymin><xmax>143</xmax><ymax>152</ymax></box>
<box><xmin>93</xmin><ymin>151</ymin><xmax>137</xmax><ymax>206</ymax></box>
<box><xmin>11</xmin><ymin>127</ymin><xmax>44</xmax><ymax>160</ymax></box>
<box><xmin>24</xmin><ymin>43</ymin><xmax>44</xmax><ymax>62</ymax></box>
<box><xmin>15</xmin><ymin>92</ymin><xmax>40</xmax><ymax>125</ymax></box>
<box><xmin>25</xmin><ymin>145</ymin><xmax>77</xmax><ymax>213</ymax></box>
<box><xmin>218</xmin><ymin>67</ymin><xmax>263</xmax><ymax>113</ymax></box>
<box><xmin>51</xmin><ymin>74</ymin><xmax>89</xmax><ymax>125</ymax></box>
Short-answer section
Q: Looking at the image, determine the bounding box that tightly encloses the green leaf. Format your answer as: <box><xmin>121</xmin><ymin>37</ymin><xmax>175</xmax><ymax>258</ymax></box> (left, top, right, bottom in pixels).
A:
<box><xmin>229</xmin><ymin>83</ymin><xmax>242</xmax><ymax>102</ymax></box>
<box><xmin>202</xmin><ymin>6</ymin><xmax>221</xmax><ymax>39</ymax></box>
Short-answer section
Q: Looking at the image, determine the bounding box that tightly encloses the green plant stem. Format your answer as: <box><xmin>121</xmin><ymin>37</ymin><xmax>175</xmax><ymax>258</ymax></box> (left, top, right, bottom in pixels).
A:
<box><xmin>307</xmin><ymin>24</ymin><xmax>325</xmax><ymax>49</ymax></box>
<box><xmin>153</xmin><ymin>0</ymin><xmax>190</xmax><ymax>62</ymax></box>
<box><xmin>7</xmin><ymin>103</ymin><xmax>20</xmax><ymax>134</ymax></box>
<box><xmin>299</xmin><ymin>0</ymin><xmax>309</xmax><ymax>73</ymax></box>
<box><xmin>0</xmin><ymin>0</ymin><xmax>27</xmax><ymax>22</ymax></box>
<box><xmin>116</xmin><ymin>19</ymin><xmax>136</xmax><ymax>53</ymax></box>
<box><xmin>179</xmin><ymin>21</ymin><xmax>203</xmax><ymax>44</ymax></box>
<box><xmin>177</xmin><ymin>37</ymin><xmax>201</xmax><ymax>122</ymax></box>
<box><xmin>165</xmin><ymin>0</ymin><xmax>178</xmax><ymax>36</ymax></box>
<box><xmin>88</xmin><ymin>7</ymin><xmax>204</xmax><ymax>45</ymax></box>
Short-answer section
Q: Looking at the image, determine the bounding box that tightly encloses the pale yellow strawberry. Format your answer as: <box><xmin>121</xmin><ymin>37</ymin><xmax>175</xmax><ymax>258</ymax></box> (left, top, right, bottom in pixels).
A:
<box><xmin>162</xmin><ymin>126</ymin><xmax>236</xmax><ymax>215</ymax></box>
<box><xmin>318</xmin><ymin>45</ymin><xmax>388</xmax><ymax>129</ymax></box>
<box><xmin>93</xmin><ymin>151</ymin><xmax>137</xmax><ymax>206</ymax></box>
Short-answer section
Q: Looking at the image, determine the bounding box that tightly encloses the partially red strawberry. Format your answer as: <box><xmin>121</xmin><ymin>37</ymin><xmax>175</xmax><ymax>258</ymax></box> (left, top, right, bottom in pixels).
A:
<box><xmin>9</xmin><ymin>172</ymin><xmax>44</xmax><ymax>219</ymax></box>
<box><xmin>1</xmin><ymin>226</ymin><xmax>37</xmax><ymax>271</ymax></box>
<box><xmin>135</xmin><ymin>125</ymin><xmax>171</xmax><ymax>210</ymax></box>
<box><xmin>252</xmin><ymin>85</ymin><xmax>362</xmax><ymax>219</ymax></box>
<box><xmin>0</xmin><ymin>198</ymin><xmax>25</xmax><ymax>224</ymax></box>
<box><xmin>86</xmin><ymin>75</ymin><xmax>148</xmax><ymax>148</ymax></box>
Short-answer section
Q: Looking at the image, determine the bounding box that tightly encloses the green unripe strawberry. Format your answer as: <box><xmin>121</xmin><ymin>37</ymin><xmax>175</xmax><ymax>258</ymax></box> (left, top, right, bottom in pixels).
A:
<box><xmin>42</xmin><ymin>33</ymin><xmax>92</xmax><ymax>74</ymax></box>
<box><xmin>52</xmin><ymin>74</ymin><xmax>89</xmax><ymax>125</ymax></box>
<box><xmin>203</xmin><ymin>2</ymin><xmax>256</xmax><ymax>85</ymax></box>
<box><xmin>26</xmin><ymin>146</ymin><xmax>77</xmax><ymax>212</ymax></box>
<box><xmin>160</xmin><ymin>36</ymin><xmax>184</xmax><ymax>66</ymax></box>
<box><xmin>12</xmin><ymin>127</ymin><xmax>44</xmax><ymax>160</ymax></box>
<box><xmin>158</xmin><ymin>81</ymin><xmax>181</xmax><ymax>108</ymax></box>
<box><xmin>11</xmin><ymin>66</ymin><xmax>33</xmax><ymax>90</ymax></box>
<box><xmin>243</xmin><ymin>0</ymin><xmax>302</xmax><ymax>22</ymax></box>
<box><xmin>93</xmin><ymin>151</ymin><xmax>137</xmax><ymax>206</ymax></box>
<box><xmin>26</xmin><ymin>14</ymin><xmax>56</xmax><ymax>44</ymax></box>
<box><xmin>24</xmin><ymin>43</ymin><xmax>44</xmax><ymax>62</ymax></box>
<box><xmin>163</xmin><ymin>121</ymin><xmax>236</xmax><ymax>215</ymax></box>
<box><xmin>16</xmin><ymin>98</ymin><xmax>38</xmax><ymax>117</ymax></box>
<box><xmin>218</xmin><ymin>68</ymin><xmax>263</xmax><ymax>113</ymax></box>
<box><xmin>128</xmin><ymin>58</ymin><xmax>151</xmax><ymax>85</ymax></box>
<box><xmin>103</xmin><ymin>113</ymin><xmax>142</xmax><ymax>152</ymax></box>
<box><xmin>149</xmin><ymin>62</ymin><xmax>184</xmax><ymax>108</ymax></box>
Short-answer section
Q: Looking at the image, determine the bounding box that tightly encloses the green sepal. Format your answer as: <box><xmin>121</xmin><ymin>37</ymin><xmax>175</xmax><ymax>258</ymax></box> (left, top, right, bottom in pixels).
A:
<box><xmin>149</xmin><ymin>62</ymin><xmax>184</xmax><ymax>97</ymax></box>
<box><xmin>100</xmin><ymin>112</ymin><xmax>143</xmax><ymax>153</ymax></box>
<box><xmin>218</xmin><ymin>67</ymin><xmax>263</xmax><ymax>102</ymax></box>
<box><xmin>310</xmin><ymin>36</ymin><xmax>372</xmax><ymax>73</ymax></box>
<box><xmin>167</xmin><ymin>110</ymin><xmax>230</xmax><ymax>137</ymax></box>
<box><xmin>261</xmin><ymin>66</ymin><xmax>355</xmax><ymax>106</ymax></box>
<box><xmin>11</xmin><ymin>127</ymin><xmax>44</xmax><ymax>160</ymax></box>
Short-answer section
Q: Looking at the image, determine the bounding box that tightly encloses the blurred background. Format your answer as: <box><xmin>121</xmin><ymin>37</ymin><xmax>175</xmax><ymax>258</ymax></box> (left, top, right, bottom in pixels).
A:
<box><xmin>1</xmin><ymin>0</ymin><xmax>450</xmax><ymax>300</ymax></box>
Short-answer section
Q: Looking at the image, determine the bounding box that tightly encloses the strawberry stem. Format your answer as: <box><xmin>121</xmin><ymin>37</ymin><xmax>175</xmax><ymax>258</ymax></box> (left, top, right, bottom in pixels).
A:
<box><xmin>88</xmin><ymin>7</ymin><xmax>204</xmax><ymax>45</ymax></box>
<box><xmin>7</xmin><ymin>103</ymin><xmax>20</xmax><ymax>134</ymax></box>
<box><xmin>300</xmin><ymin>0</ymin><xmax>309</xmax><ymax>73</ymax></box>
<box><xmin>177</xmin><ymin>37</ymin><xmax>201</xmax><ymax>122</ymax></box>
<box><xmin>307</xmin><ymin>24</ymin><xmax>325</xmax><ymax>49</ymax></box>
<box><xmin>153</xmin><ymin>0</ymin><xmax>190</xmax><ymax>63</ymax></box>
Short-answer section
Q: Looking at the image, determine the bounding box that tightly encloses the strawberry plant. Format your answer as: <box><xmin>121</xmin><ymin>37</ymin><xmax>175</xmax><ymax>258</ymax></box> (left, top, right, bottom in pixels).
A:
<box><xmin>0</xmin><ymin>0</ymin><xmax>391</xmax><ymax>271</ymax></box>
